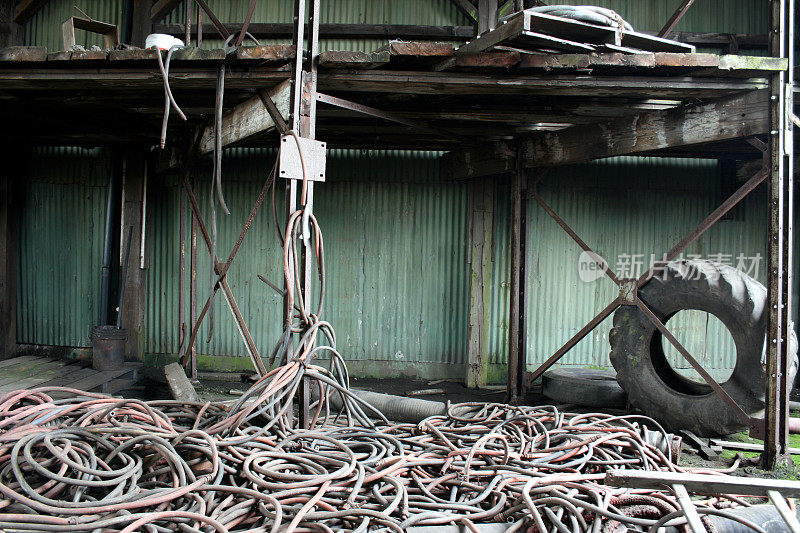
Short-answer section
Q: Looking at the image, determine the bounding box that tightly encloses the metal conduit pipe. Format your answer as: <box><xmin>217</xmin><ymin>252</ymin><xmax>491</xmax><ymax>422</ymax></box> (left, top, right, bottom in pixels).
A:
<box><xmin>313</xmin><ymin>387</ymin><xmax>447</xmax><ymax>423</ymax></box>
<box><xmin>99</xmin><ymin>149</ymin><xmax>121</xmax><ymax>326</ymax></box>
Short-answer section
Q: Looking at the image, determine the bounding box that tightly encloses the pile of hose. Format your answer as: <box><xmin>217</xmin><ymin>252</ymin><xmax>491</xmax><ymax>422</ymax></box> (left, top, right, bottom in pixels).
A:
<box><xmin>1</xmin><ymin>384</ymin><xmax>774</xmax><ymax>532</ymax></box>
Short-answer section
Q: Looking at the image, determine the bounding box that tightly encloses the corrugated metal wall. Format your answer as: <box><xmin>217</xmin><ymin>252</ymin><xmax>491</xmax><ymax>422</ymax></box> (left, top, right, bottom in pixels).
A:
<box><xmin>16</xmin><ymin>147</ymin><xmax>110</xmax><ymax>347</ymax></box>
<box><xmin>13</xmin><ymin>148</ymin><xmax>795</xmax><ymax>378</ymax></box>
<box><xmin>486</xmin><ymin>157</ymin><xmax>770</xmax><ymax>377</ymax></box>
<box><xmin>146</xmin><ymin>149</ymin><xmax>469</xmax><ymax>374</ymax></box>
<box><xmin>23</xmin><ymin>0</ymin><xmax>766</xmax><ymax>52</ymax></box>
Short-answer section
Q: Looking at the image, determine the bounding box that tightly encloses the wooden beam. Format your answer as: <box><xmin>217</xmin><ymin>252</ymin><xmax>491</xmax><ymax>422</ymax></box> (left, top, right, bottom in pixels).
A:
<box><xmin>606</xmin><ymin>470</ymin><xmax>800</xmax><ymax>498</ymax></box>
<box><xmin>0</xmin><ymin>149</ymin><xmax>19</xmax><ymax>360</ymax></box>
<box><xmin>466</xmin><ymin>178</ymin><xmax>494</xmax><ymax>388</ymax></box>
<box><xmin>658</xmin><ymin>0</ymin><xmax>697</xmax><ymax>38</ymax></box>
<box><xmin>442</xmin><ymin>90</ymin><xmax>770</xmax><ymax>180</ymax></box>
<box><xmin>151</xmin><ymin>0</ymin><xmax>181</xmax><ymax>24</ymax></box>
<box><xmin>521</xmin><ymin>89</ymin><xmax>770</xmax><ymax>166</ymax></box>
<box><xmin>449</xmin><ymin>0</ymin><xmax>478</xmax><ymax>22</ymax></box>
<box><xmin>13</xmin><ymin>0</ymin><xmax>47</xmax><ymax>23</ymax></box>
<box><xmin>197</xmin><ymin>79</ymin><xmax>291</xmax><ymax>155</ymax></box>
<box><xmin>478</xmin><ymin>0</ymin><xmax>497</xmax><ymax>34</ymax></box>
<box><xmin>120</xmin><ymin>147</ymin><xmax>148</xmax><ymax>363</ymax></box>
<box><xmin>130</xmin><ymin>0</ymin><xmax>151</xmax><ymax>48</ymax></box>
<box><xmin>318</xmin><ymin>71</ymin><xmax>768</xmax><ymax>99</ymax></box>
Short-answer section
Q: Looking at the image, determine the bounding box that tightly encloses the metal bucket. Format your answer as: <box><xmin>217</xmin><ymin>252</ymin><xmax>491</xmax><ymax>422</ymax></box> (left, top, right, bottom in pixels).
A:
<box><xmin>90</xmin><ymin>326</ymin><xmax>127</xmax><ymax>371</ymax></box>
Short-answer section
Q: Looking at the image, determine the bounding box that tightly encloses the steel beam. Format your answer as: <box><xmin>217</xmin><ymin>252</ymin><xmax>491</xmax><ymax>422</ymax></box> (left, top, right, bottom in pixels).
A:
<box><xmin>763</xmin><ymin>0</ymin><xmax>794</xmax><ymax>469</ymax></box>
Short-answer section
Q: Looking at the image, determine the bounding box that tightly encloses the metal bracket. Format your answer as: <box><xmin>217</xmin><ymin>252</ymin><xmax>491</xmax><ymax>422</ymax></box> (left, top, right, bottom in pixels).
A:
<box><xmin>618</xmin><ymin>279</ymin><xmax>638</xmax><ymax>305</ymax></box>
<box><xmin>278</xmin><ymin>135</ymin><xmax>326</xmax><ymax>182</ymax></box>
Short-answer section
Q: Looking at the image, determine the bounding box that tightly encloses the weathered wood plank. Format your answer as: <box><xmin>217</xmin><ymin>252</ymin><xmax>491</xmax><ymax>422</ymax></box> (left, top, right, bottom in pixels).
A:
<box><xmin>70</xmin><ymin>49</ymin><xmax>108</xmax><ymax>61</ymax></box>
<box><xmin>318</xmin><ymin>70</ymin><xmax>767</xmax><ymax>98</ymax></box>
<box><xmin>441</xmin><ymin>140</ymin><xmax>514</xmax><ymax>181</ymax></box>
<box><xmin>36</xmin><ymin>365</ymin><xmax>95</xmax><ymax>389</ymax></box>
<box><xmin>234</xmin><ymin>44</ymin><xmax>295</xmax><ymax>64</ymax></box>
<box><xmin>319</xmin><ymin>50</ymin><xmax>389</xmax><ymax>70</ymax></box>
<box><xmin>0</xmin><ymin>359</ymin><xmax>69</xmax><ymax>387</ymax></box>
<box><xmin>0</xmin><ymin>45</ymin><xmax>45</xmax><ymax>61</ymax></box>
<box><xmin>197</xmin><ymin>78</ymin><xmax>291</xmax><ymax>155</ymax></box>
<box><xmin>519</xmin><ymin>52</ymin><xmax>721</xmax><ymax>74</ymax></box>
<box><xmin>709</xmin><ymin>439</ymin><xmax>800</xmax><ymax>456</ymax></box>
<box><xmin>466</xmin><ymin>179</ymin><xmax>494</xmax><ymax>388</ymax></box>
<box><xmin>164</xmin><ymin>362</ymin><xmax>198</xmax><ymax>401</ymax></box>
<box><xmin>606</xmin><ymin>470</ymin><xmax>800</xmax><ymax>498</ymax></box>
<box><xmin>521</xmin><ymin>89</ymin><xmax>769</xmax><ymax>166</ymax></box>
<box><xmin>66</xmin><ymin>363</ymin><xmax>140</xmax><ymax>392</ymax></box>
<box><xmin>108</xmin><ymin>48</ymin><xmax>159</xmax><ymax>61</ymax></box>
<box><xmin>0</xmin><ymin>355</ymin><xmax>41</xmax><ymax>369</ymax></box>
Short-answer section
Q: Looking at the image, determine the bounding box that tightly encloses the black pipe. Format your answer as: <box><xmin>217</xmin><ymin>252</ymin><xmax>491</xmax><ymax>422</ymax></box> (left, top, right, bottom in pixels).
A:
<box><xmin>100</xmin><ymin>150</ymin><xmax>121</xmax><ymax>326</ymax></box>
<box><xmin>117</xmin><ymin>226</ymin><xmax>134</xmax><ymax>329</ymax></box>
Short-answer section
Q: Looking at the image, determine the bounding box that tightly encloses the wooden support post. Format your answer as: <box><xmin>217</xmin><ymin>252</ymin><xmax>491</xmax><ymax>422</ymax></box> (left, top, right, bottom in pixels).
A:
<box><xmin>0</xmin><ymin>150</ymin><xmax>19</xmax><ymax>360</ymax></box>
<box><xmin>478</xmin><ymin>0</ymin><xmax>497</xmax><ymax>34</ymax></box>
<box><xmin>466</xmin><ymin>179</ymin><xmax>494</xmax><ymax>388</ymax></box>
<box><xmin>120</xmin><ymin>148</ymin><xmax>148</xmax><ymax>363</ymax></box>
<box><xmin>763</xmin><ymin>0</ymin><xmax>794</xmax><ymax>470</ymax></box>
<box><xmin>0</xmin><ymin>0</ymin><xmax>23</xmax><ymax>47</ymax></box>
<box><xmin>130</xmin><ymin>0</ymin><xmax>152</xmax><ymax>48</ymax></box>
<box><xmin>506</xmin><ymin>147</ymin><xmax>526</xmax><ymax>402</ymax></box>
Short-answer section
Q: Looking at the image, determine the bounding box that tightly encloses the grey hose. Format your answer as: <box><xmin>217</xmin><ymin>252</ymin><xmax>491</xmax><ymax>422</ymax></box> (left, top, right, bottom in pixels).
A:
<box><xmin>156</xmin><ymin>44</ymin><xmax>187</xmax><ymax>149</ymax></box>
<box><xmin>531</xmin><ymin>5</ymin><xmax>634</xmax><ymax>32</ymax></box>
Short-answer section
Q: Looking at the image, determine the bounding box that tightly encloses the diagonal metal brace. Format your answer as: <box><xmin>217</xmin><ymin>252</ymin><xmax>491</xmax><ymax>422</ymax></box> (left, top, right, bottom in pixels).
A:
<box><xmin>635</xmin><ymin>298</ymin><xmax>752</xmax><ymax>425</ymax></box>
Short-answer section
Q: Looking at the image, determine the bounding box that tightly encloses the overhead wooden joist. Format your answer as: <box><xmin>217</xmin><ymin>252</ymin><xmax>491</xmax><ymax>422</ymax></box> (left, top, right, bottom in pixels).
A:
<box><xmin>318</xmin><ymin>70</ymin><xmax>767</xmax><ymax>98</ymax></box>
<box><xmin>196</xmin><ymin>79</ymin><xmax>290</xmax><ymax>156</ymax></box>
<box><xmin>442</xmin><ymin>89</ymin><xmax>771</xmax><ymax>179</ymax></box>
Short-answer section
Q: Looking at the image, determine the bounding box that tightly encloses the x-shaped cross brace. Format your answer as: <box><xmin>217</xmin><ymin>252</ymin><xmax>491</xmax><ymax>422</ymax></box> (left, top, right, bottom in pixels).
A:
<box><xmin>524</xmin><ymin>150</ymin><xmax>770</xmax><ymax>428</ymax></box>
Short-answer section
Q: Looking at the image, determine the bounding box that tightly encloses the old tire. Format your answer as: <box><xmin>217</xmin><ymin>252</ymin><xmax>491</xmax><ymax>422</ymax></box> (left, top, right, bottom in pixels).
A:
<box><xmin>610</xmin><ymin>260</ymin><xmax>798</xmax><ymax>437</ymax></box>
<box><xmin>542</xmin><ymin>367</ymin><xmax>627</xmax><ymax>409</ymax></box>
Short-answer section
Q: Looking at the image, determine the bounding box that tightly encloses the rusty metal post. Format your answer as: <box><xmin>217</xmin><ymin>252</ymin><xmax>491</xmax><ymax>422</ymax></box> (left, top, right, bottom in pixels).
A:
<box><xmin>763</xmin><ymin>0</ymin><xmax>794</xmax><ymax>469</ymax></box>
<box><xmin>189</xmin><ymin>176</ymin><xmax>198</xmax><ymax>379</ymax></box>
<box><xmin>507</xmin><ymin>145</ymin><xmax>526</xmax><ymax>402</ymax></box>
<box><xmin>285</xmin><ymin>0</ymin><xmax>321</xmax><ymax>429</ymax></box>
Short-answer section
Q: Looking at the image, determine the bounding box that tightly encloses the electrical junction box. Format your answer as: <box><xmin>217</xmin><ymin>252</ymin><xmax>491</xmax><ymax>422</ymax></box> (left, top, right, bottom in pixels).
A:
<box><xmin>278</xmin><ymin>135</ymin><xmax>326</xmax><ymax>182</ymax></box>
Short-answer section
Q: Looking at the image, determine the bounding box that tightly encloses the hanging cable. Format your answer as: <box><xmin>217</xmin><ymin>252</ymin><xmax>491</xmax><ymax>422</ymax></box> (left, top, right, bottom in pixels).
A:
<box><xmin>156</xmin><ymin>44</ymin><xmax>187</xmax><ymax>149</ymax></box>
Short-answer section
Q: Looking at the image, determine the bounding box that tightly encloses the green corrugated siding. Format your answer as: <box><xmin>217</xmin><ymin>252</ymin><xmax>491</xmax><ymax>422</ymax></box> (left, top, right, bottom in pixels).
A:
<box><xmin>487</xmin><ymin>157</ymin><xmax>770</xmax><ymax>379</ymax></box>
<box><xmin>14</xmin><ymin>147</ymin><xmax>797</xmax><ymax>379</ymax></box>
<box><xmin>24</xmin><ymin>0</ymin><xmax>125</xmax><ymax>50</ymax></box>
<box><xmin>146</xmin><ymin>149</ymin><xmax>469</xmax><ymax>369</ymax></box>
<box><xmin>23</xmin><ymin>0</ymin><xmax>765</xmax><ymax>52</ymax></box>
<box><xmin>16</xmin><ymin>147</ymin><xmax>110</xmax><ymax>347</ymax></box>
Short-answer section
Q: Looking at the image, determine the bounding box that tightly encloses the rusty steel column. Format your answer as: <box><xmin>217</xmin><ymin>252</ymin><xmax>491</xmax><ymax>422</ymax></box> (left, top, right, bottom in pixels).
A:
<box><xmin>763</xmin><ymin>0</ymin><xmax>794</xmax><ymax>470</ymax></box>
<box><xmin>285</xmin><ymin>0</ymin><xmax>321</xmax><ymax>429</ymax></box>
